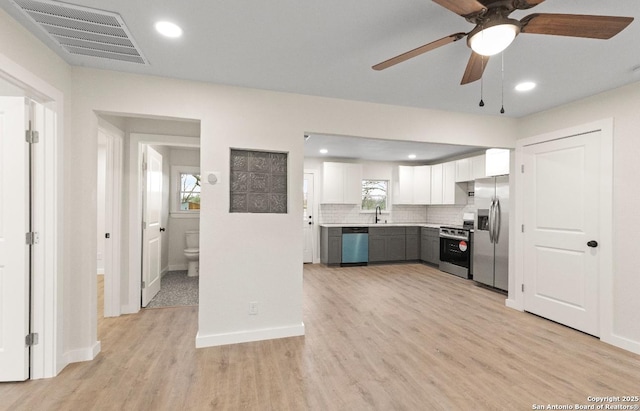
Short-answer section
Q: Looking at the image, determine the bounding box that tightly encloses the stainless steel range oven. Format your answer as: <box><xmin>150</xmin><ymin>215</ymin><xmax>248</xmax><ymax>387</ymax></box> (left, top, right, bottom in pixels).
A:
<box><xmin>439</xmin><ymin>226</ymin><xmax>471</xmax><ymax>279</ymax></box>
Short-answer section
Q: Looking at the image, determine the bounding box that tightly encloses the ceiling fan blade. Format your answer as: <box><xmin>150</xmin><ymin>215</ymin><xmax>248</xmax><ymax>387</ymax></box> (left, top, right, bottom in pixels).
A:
<box><xmin>372</xmin><ymin>33</ymin><xmax>466</xmax><ymax>71</ymax></box>
<box><xmin>461</xmin><ymin>52</ymin><xmax>489</xmax><ymax>85</ymax></box>
<box><xmin>521</xmin><ymin>13</ymin><xmax>634</xmax><ymax>39</ymax></box>
<box><xmin>432</xmin><ymin>0</ymin><xmax>486</xmax><ymax>17</ymax></box>
<box><xmin>479</xmin><ymin>0</ymin><xmax>545</xmax><ymax>8</ymax></box>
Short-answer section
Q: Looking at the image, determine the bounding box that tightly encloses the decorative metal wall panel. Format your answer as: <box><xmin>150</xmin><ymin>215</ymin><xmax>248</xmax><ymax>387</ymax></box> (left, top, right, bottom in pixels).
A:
<box><xmin>230</xmin><ymin>149</ymin><xmax>288</xmax><ymax>213</ymax></box>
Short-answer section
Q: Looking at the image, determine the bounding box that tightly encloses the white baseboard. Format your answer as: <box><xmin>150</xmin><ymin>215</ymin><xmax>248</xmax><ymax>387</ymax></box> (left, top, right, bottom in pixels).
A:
<box><xmin>505</xmin><ymin>298</ymin><xmax>523</xmax><ymax>311</ymax></box>
<box><xmin>121</xmin><ymin>304</ymin><xmax>140</xmax><ymax>315</ymax></box>
<box><xmin>195</xmin><ymin>322</ymin><xmax>305</xmax><ymax>348</ymax></box>
<box><xmin>96</xmin><ymin>268</ymin><xmax>104</xmax><ymax>275</ymax></box>
<box><xmin>169</xmin><ymin>264</ymin><xmax>187</xmax><ymax>271</ymax></box>
<box><xmin>602</xmin><ymin>333</ymin><xmax>640</xmax><ymax>356</ymax></box>
<box><xmin>161</xmin><ymin>266</ymin><xmax>169</xmax><ymax>277</ymax></box>
<box><xmin>62</xmin><ymin>341</ymin><xmax>101</xmax><ymax>365</ymax></box>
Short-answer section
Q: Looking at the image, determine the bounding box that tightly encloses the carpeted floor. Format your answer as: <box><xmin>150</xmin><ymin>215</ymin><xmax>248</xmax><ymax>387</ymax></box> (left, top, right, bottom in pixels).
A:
<box><xmin>146</xmin><ymin>270</ymin><xmax>199</xmax><ymax>308</ymax></box>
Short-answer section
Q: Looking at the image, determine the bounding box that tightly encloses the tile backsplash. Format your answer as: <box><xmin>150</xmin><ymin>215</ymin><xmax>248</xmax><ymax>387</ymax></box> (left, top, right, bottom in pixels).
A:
<box><xmin>319</xmin><ymin>204</ymin><xmax>427</xmax><ymax>225</ymax></box>
<box><xmin>319</xmin><ymin>202</ymin><xmax>478</xmax><ymax>226</ymax></box>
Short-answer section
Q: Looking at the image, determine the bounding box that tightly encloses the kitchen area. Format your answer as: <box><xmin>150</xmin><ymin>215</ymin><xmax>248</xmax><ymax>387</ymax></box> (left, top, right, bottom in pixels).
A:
<box><xmin>306</xmin><ymin>138</ymin><xmax>510</xmax><ymax>292</ymax></box>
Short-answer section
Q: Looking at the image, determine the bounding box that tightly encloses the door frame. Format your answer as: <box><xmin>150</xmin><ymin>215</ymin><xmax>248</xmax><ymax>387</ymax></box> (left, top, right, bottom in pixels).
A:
<box><xmin>510</xmin><ymin>118</ymin><xmax>619</xmax><ymax>348</ymax></box>
<box><xmin>126</xmin><ymin>133</ymin><xmax>200</xmax><ymax>314</ymax></box>
<box><xmin>98</xmin><ymin>121</ymin><xmax>123</xmax><ymax>317</ymax></box>
<box><xmin>303</xmin><ymin>169</ymin><xmax>319</xmax><ymax>264</ymax></box>
<box><xmin>0</xmin><ymin>54</ymin><xmax>63</xmax><ymax>378</ymax></box>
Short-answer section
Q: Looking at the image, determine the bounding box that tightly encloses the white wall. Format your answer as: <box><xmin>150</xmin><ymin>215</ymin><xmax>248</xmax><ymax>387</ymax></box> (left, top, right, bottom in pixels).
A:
<box><xmin>516</xmin><ymin>81</ymin><xmax>640</xmax><ymax>353</ymax></box>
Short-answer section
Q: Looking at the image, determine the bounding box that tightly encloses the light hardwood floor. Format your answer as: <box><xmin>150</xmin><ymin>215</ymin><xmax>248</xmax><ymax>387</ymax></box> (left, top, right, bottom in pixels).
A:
<box><xmin>2</xmin><ymin>264</ymin><xmax>639</xmax><ymax>410</ymax></box>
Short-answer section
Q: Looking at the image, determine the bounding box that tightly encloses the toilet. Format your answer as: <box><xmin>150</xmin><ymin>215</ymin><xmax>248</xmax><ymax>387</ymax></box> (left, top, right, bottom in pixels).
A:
<box><xmin>184</xmin><ymin>230</ymin><xmax>199</xmax><ymax>277</ymax></box>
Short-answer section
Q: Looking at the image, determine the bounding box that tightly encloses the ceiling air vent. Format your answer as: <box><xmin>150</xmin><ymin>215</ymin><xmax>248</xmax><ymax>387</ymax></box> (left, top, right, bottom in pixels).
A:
<box><xmin>11</xmin><ymin>0</ymin><xmax>148</xmax><ymax>64</ymax></box>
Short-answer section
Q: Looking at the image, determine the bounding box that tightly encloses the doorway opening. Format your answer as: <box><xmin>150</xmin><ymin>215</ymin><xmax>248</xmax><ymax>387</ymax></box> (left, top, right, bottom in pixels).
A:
<box><xmin>95</xmin><ymin>115</ymin><xmax>201</xmax><ymax>319</ymax></box>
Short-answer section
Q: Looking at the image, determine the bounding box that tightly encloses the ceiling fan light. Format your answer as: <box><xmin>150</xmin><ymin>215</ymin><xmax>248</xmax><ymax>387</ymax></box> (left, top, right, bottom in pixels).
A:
<box><xmin>469</xmin><ymin>24</ymin><xmax>519</xmax><ymax>56</ymax></box>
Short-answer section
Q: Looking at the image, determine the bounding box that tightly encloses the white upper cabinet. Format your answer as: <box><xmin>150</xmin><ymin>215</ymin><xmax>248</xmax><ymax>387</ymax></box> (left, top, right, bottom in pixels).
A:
<box><xmin>394</xmin><ymin>165</ymin><xmax>431</xmax><ymax>205</ymax></box>
<box><xmin>455</xmin><ymin>158</ymin><xmax>471</xmax><ymax>182</ymax></box>
<box><xmin>430</xmin><ymin>163</ymin><xmax>444</xmax><ymax>204</ymax></box>
<box><xmin>343</xmin><ymin>163</ymin><xmax>362</xmax><ymax>204</ymax></box>
<box><xmin>443</xmin><ymin>161</ymin><xmax>466</xmax><ymax>205</ymax></box>
<box><xmin>322</xmin><ymin>162</ymin><xmax>362</xmax><ymax>204</ymax></box>
<box><xmin>413</xmin><ymin>165</ymin><xmax>431</xmax><ymax>204</ymax></box>
<box><xmin>457</xmin><ymin>154</ymin><xmax>488</xmax><ymax>181</ymax></box>
<box><xmin>394</xmin><ymin>165</ymin><xmax>414</xmax><ymax>204</ymax></box>
<box><xmin>471</xmin><ymin>154</ymin><xmax>487</xmax><ymax>180</ymax></box>
<box><xmin>485</xmin><ymin>149</ymin><xmax>510</xmax><ymax>176</ymax></box>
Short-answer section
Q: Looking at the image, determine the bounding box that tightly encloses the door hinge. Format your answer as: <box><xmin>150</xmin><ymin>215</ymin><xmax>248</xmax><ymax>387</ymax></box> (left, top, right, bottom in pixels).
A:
<box><xmin>521</xmin><ymin>284</ymin><xmax>525</xmax><ymax>292</ymax></box>
<box><xmin>26</xmin><ymin>333</ymin><xmax>39</xmax><ymax>346</ymax></box>
<box><xmin>141</xmin><ymin>280</ymin><xmax>146</xmax><ymax>289</ymax></box>
<box><xmin>25</xmin><ymin>122</ymin><xmax>39</xmax><ymax>144</ymax></box>
<box><xmin>521</xmin><ymin>164</ymin><xmax>524</xmax><ymax>173</ymax></box>
<box><xmin>142</xmin><ymin>160</ymin><xmax>147</xmax><ymax>172</ymax></box>
<box><xmin>25</xmin><ymin>232</ymin><xmax>39</xmax><ymax>245</ymax></box>
<box><xmin>105</xmin><ymin>233</ymin><xmax>110</xmax><ymax>239</ymax></box>
<box><xmin>521</xmin><ymin>224</ymin><xmax>524</xmax><ymax>233</ymax></box>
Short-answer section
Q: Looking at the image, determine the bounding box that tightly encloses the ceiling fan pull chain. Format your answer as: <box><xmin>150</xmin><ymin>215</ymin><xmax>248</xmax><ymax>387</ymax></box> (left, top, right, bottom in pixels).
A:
<box><xmin>479</xmin><ymin>54</ymin><xmax>485</xmax><ymax>107</ymax></box>
<box><xmin>500</xmin><ymin>52</ymin><xmax>505</xmax><ymax>114</ymax></box>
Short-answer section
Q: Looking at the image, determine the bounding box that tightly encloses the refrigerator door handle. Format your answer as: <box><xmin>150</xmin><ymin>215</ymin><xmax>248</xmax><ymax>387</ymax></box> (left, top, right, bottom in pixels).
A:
<box><xmin>488</xmin><ymin>199</ymin><xmax>495</xmax><ymax>243</ymax></box>
<box><xmin>494</xmin><ymin>199</ymin><xmax>501</xmax><ymax>243</ymax></box>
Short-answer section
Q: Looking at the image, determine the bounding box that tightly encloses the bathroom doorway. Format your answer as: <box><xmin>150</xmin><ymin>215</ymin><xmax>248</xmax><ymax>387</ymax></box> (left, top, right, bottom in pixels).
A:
<box><xmin>139</xmin><ymin>141</ymin><xmax>201</xmax><ymax>309</ymax></box>
<box><xmin>95</xmin><ymin>115</ymin><xmax>201</xmax><ymax>317</ymax></box>
<box><xmin>127</xmin><ymin>132</ymin><xmax>201</xmax><ymax>311</ymax></box>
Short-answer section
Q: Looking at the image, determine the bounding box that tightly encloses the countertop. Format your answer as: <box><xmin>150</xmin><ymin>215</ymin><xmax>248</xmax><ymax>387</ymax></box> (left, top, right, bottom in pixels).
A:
<box><xmin>320</xmin><ymin>223</ymin><xmax>442</xmax><ymax>229</ymax></box>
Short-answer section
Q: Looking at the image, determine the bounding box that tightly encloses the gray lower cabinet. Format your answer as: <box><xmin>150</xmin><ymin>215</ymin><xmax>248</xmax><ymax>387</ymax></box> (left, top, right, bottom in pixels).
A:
<box><xmin>421</xmin><ymin>227</ymin><xmax>440</xmax><ymax>265</ymax></box>
<box><xmin>405</xmin><ymin>227</ymin><xmax>420</xmax><ymax>260</ymax></box>
<box><xmin>320</xmin><ymin>226</ymin><xmax>341</xmax><ymax>265</ymax></box>
<box><xmin>369</xmin><ymin>226</ymin><xmax>406</xmax><ymax>262</ymax></box>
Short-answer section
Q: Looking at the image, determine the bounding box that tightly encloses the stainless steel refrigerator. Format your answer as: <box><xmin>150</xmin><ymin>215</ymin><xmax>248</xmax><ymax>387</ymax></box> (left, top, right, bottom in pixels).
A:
<box><xmin>473</xmin><ymin>175</ymin><xmax>509</xmax><ymax>291</ymax></box>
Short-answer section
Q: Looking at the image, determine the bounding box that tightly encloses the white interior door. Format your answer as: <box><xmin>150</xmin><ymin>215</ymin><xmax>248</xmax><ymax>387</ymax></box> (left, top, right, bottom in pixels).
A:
<box><xmin>0</xmin><ymin>97</ymin><xmax>30</xmax><ymax>381</ymax></box>
<box><xmin>522</xmin><ymin>130</ymin><xmax>601</xmax><ymax>336</ymax></box>
<box><xmin>141</xmin><ymin>146</ymin><xmax>163</xmax><ymax>307</ymax></box>
<box><xmin>303</xmin><ymin>173</ymin><xmax>314</xmax><ymax>263</ymax></box>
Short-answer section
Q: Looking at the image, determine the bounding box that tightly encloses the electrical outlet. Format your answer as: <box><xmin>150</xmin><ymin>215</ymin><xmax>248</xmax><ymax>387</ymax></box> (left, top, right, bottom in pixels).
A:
<box><xmin>249</xmin><ymin>301</ymin><xmax>258</xmax><ymax>315</ymax></box>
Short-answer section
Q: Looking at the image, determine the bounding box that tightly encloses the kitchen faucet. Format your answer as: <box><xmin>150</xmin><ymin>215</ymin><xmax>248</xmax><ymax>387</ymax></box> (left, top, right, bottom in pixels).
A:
<box><xmin>375</xmin><ymin>206</ymin><xmax>381</xmax><ymax>224</ymax></box>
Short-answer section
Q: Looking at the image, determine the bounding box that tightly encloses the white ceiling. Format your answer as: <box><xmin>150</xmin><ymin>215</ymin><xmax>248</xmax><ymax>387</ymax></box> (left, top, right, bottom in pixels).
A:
<box><xmin>3</xmin><ymin>0</ymin><xmax>640</xmax><ymax>160</ymax></box>
<box><xmin>304</xmin><ymin>134</ymin><xmax>485</xmax><ymax>163</ymax></box>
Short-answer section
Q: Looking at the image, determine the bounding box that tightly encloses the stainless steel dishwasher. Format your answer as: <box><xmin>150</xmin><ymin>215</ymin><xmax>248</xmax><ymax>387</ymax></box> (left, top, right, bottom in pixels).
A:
<box><xmin>341</xmin><ymin>227</ymin><xmax>369</xmax><ymax>267</ymax></box>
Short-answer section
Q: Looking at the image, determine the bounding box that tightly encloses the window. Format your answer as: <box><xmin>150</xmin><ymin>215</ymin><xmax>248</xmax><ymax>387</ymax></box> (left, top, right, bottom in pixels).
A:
<box><xmin>180</xmin><ymin>172</ymin><xmax>201</xmax><ymax>210</ymax></box>
<box><xmin>361</xmin><ymin>179</ymin><xmax>388</xmax><ymax>211</ymax></box>
<box><xmin>171</xmin><ymin>166</ymin><xmax>200</xmax><ymax>215</ymax></box>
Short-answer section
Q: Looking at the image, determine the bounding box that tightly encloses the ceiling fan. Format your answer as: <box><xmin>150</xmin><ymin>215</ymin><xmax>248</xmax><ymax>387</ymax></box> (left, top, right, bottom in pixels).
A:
<box><xmin>372</xmin><ymin>0</ymin><xmax>634</xmax><ymax>85</ymax></box>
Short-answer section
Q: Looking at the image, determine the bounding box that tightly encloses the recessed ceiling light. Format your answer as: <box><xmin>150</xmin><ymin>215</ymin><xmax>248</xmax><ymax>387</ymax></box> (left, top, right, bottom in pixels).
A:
<box><xmin>319</xmin><ymin>149</ymin><xmax>328</xmax><ymax>154</ymax></box>
<box><xmin>408</xmin><ymin>154</ymin><xmax>417</xmax><ymax>159</ymax></box>
<box><xmin>515</xmin><ymin>81</ymin><xmax>536</xmax><ymax>92</ymax></box>
<box><xmin>155</xmin><ymin>21</ymin><xmax>182</xmax><ymax>38</ymax></box>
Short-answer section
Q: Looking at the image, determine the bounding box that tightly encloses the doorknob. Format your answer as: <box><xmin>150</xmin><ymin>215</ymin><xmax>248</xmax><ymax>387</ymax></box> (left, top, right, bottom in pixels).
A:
<box><xmin>160</xmin><ymin>227</ymin><xmax>166</xmax><ymax>232</ymax></box>
<box><xmin>587</xmin><ymin>240</ymin><xmax>598</xmax><ymax>248</ymax></box>
<box><xmin>308</xmin><ymin>221</ymin><xmax>312</xmax><ymax>225</ymax></box>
